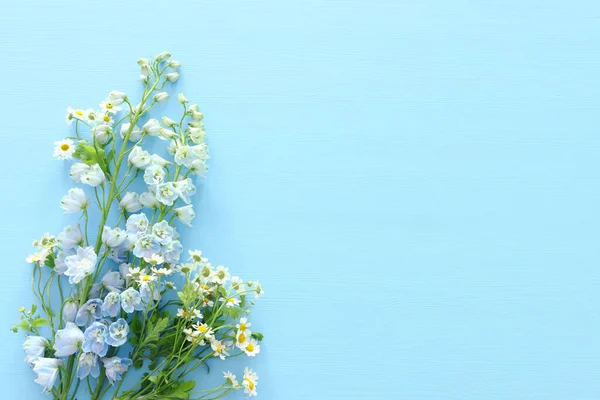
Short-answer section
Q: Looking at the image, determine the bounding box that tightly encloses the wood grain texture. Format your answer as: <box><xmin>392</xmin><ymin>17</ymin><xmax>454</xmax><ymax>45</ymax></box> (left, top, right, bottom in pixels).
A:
<box><xmin>2</xmin><ymin>0</ymin><xmax>600</xmax><ymax>399</ymax></box>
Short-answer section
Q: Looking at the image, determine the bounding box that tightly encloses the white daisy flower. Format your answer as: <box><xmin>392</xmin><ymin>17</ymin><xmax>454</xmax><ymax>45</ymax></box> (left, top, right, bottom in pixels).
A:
<box><xmin>223</xmin><ymin>371</ymin><xmax>239</xmax><ymax>387</ymax></box>
<box><xmin>53</xmin><ymin>139</ymin><xmax>76</xmax><ymax>160</ymax></box>
<box><xmin>242</xmin><ymin>368</ymin><xmax>258</xmax><ymax>397</ymax></box>
<box><xmin>242</xmin><ymin>339</ymin><xmax>260</xmax><ymax>357</ymax></box>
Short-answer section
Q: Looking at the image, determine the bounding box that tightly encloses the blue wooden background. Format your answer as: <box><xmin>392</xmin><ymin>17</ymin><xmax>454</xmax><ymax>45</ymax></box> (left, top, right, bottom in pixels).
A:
<box><xmin>2</xmin><ymin>1</ymin><xmax>600</xmax><ymax>399</ymax></box>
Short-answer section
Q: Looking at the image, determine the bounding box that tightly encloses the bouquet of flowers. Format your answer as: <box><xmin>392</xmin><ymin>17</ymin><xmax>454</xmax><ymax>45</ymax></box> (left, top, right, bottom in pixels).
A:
<box><xmin>14</xmin><ymin>52</ymin><xmax>264</xmax><ymax>400</ymax></box>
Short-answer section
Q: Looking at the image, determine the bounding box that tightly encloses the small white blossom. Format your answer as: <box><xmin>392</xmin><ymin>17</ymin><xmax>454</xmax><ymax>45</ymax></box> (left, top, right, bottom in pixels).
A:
<box><xmin>154</xmin><ymin>92</ymin><xmax>169</xmax><ymax>103</ymax></box>
<box><xmin>119</xmin><ymin>192</ymin><xmax>143</xmax><ymax>213</ymax></box>
<box><xmin>61</xmin><ymin>188</ymin><xmax>89</xmax><ymax>214</ymax></box>
<box><xmin>128</xmin><ymin>146</ymin><xmax>152</xmax><ymax>169</ymax></box>
<box><xmin>53</xmin><ymin>139</ymin><xmax>76</xmax><ymax>160</ymax></box>
<box><xmin>80</xmin><ymin>164</ymin><xmax>106</xmax><ymax>187</ymax></box>
<box><xmin>139</xmin><ymin>192</ymin><xmax>159</xmax><ymax>208</ymax></box>
<box><xmin>165</xmin><ymin>72</ymin><xmax>180</xmax><ymax>82</ymax></box>
<box><xmin>107</xmin><ymin>91</ymin><xmax>127</xmax><ymax>106</ymax></box>
<box><xmin>120</xmin><ymin>123</ymin><xmax>142</xmax><ymax>142</ymax></box>
<box><xmin>242</xmin><ymin>368</ymin><xmax>258</xmax><ymax>397</ymax></box>
<box><xmin>174</xmin><ymin>205</ymin><xmax>195</xmax><ymax>227</ymax></box>
<box><xmin>142</xmin><ymin>119</ymin><xmax>161</xmax><ymax>136</ymax></box>
<box><xmin>155</xmin><ymin>51</ymin><xmax>171</xmax><ymax>62</ymax></box>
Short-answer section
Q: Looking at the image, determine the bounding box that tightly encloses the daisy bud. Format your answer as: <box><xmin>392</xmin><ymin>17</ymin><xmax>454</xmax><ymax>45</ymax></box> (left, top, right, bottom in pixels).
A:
<box><xmin>165</xmin><ymin>72</ymin><xmax>180</xmax><ymax>82</ymax></box>
<box><xmin>161</xmin><ymin>116</ymin><xmax>178</xmax><ymax>127</ymax></box>
<box><xmin>168</xmin><ymin>60</ymin><xmax>181</xmax><ymax>69</ymax></box>
<box><xmin>107</xmin><ymin>91</ymin><xmax>127</xmax><ymax>106</ymax></box>
<box><xmin>61</xmin><ymin>188</ymin><xmax>89</xmax><ymax>214</ymax></box>
<box><xmin>154</xmin><ymin>92</ymin><xmax>169</xmax><ymax>103</ymax></box>
<box><xmin>178</xmin><ymin>93</ymin><xmax>188</xmax><ymax>104</ymax></box>
<box><xmin>62</xmin><ymin>300</ymin><xmax>78</xmax><ymax>323</ymax></box>
<box><xmin>155</xmin><ymin>51</ymin><xmax>171</xmax><ymax>62</ymax></box>
<box><xmin>174</xmin><ymin>205</ymin><xmax>195</xmax><ymax>227</ymax></box>
<box><xmin>119</xmin><ymin>192</ymin><xmax>143</xmax><ymax>213</ymax></box>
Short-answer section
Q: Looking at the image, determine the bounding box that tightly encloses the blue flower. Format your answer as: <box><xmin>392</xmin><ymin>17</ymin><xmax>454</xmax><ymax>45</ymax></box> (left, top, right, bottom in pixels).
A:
<box><xmin>75</xmin><ymin>299</ymin><xmax>103</xmax><ymax>326</ymax></box>
<box><xmin>133</xmin><ymin>235</ymin><xmax>161</xmax><ymax>260</ymax></box>
<box><xmin>62</xmin><ymin>299</ymin><xmax>78</xmax><ymax>323</ymax></box>
<box><xmin>105</xmin><ymin>318</ymin><xmax>129</xmax><ymax>347</ymax></box>
<box><xmin>101</xmin><ymin>292</ymin><xmax>121</xmax><ymax>318</ymax></box>
<box><xmin>102</xmin><ymin>356</ymin><xmax>132</xmax><ymax>385</ymax></box>
<box><xmin>53</xmin><ymin>322</ymin><xmax>84</xmax><ymax>357</ymax></box>
<box><xmin>163</xmin><ymin>240</ymin><xmax>183</xmax><ymax>265</ymax></box>
<box><xmin>151</xmin><ymin>220</ymin><xmax>174</xmax><ymax>245</ymax></box>
<box><xmin>120</xmin><ymin>287</ymin><xmax>143</xmax><ymax>313</ymax></box>
<box><xmin>126</xmin><ymin>213</ymin><xmax>149</xmax><ymax>235</ymax></box>
<box><xmin>82</xmin><ymin>322</ymin><xmax>109</xmax><ymax>357</ymax></box>
<box><xmin>77</xmin><ymin>352</ymin><xmax>100</xmax><ymax>379</ymax></box>
<box><xmin>90</xmin><ymin>271</ymin><xmax>125</xmax><ymax>298</ymax></box>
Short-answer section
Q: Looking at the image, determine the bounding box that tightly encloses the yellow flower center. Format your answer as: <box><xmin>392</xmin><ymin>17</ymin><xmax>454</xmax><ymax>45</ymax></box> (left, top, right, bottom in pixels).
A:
<box><xmin>246</xmin><ymin>343</ymin><xmax>254</xmax><ymax>352</ymax></box>
<box><xmin>60</xmin><ymin>144</ymin><xmax>70</xmax><ymax>151</ymax></box>
<box><xmin>141</xmin><ymin>275</ymin><xmax>151</xmax><ymax>282</ymax></box>
<box><xmin>75</xmin><ymin>110</ymin><xmax>84</xmax><ymax>116</ymax></box>
<box><xmin>103</xmin><ymin>115</ymin><xmax>110</xmax><ymax>122</ymax></box>
<box><xmin>199</xmin><ymin>325</ymin><xmax>207</xmax><ymax>333</ymax></box>
<box><xmin>228</xmin><ymin>298</ymin><xmax>235</xmax><ymax>303</ymax></box>
<box><xmin>106</xmin><ymin>103</ymin><xmax>113</xmax><ymax>109</ymax></box>
<box><xmin>239</xmin><ymin>323</ymin><xmax>247</xmax><ymax>331</ymax></box>
<box><xmin>238</xmin><ymin>333</ymin><xmax>246</xmax><ymax>343</ymax></box>
<box><xmin>201</xmin><ymin>285</ymin><xmax>210</xmax><ymax>291</ymax></box>
<box><xmin>245</xmin><ymin>378</ymin><xmax>255</xmax><ymax>390</ymax></box>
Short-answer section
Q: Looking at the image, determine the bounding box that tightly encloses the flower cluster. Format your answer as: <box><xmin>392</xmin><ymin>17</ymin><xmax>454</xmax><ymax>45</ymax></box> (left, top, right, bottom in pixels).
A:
<box><xmin>16</xmin><ymin>52</ymin><xmax>263</xmax><ymax>400</ymax></box>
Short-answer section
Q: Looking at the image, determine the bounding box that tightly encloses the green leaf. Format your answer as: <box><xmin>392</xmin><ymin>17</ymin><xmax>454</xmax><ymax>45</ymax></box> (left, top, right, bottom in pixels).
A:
<box><xmin>31</xmin><ymin>318</ymin><xmax>49</xmax><ymax>328</ymax></box>
<box><xmin>252</xmin><ymin>332</ymin><xmax>264</xmax><ymax>341</ymax></box>
<box><xmin>44</xmin><ymin>253</ymin><xmax>55</xmax><ymax>268</ymax></box>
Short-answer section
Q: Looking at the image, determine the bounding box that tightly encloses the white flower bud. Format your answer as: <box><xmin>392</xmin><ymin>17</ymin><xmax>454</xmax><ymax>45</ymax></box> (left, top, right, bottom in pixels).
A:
<box><xmin>174</xmin><ymin>205</ymin><xmax>195</xmax><ymax>227</ymax></box>
<box><xmin>159</xmin><ymin>128</ymin><xmax>177</xmax><ymax>140</ymax></box>
<box><xmin>62</xmin><ymin>300</ymin><xmax>78</xmax><ymax>323</ymax></box>
<box><xmin>188</xmin><ymin>104</ymin><xmax>199</xmax><ymax>112</ymax></box>
<box><xmin>119</xmin><ymin>192</ymin><xmax>143</xmax><ymax>213</ymax></box>
<box><xmin>80</xmin><ymin>164</ymin><xmax>106</xmax><ymax>187</ymax></box>
<box><xmin>178</xmin><ymin>93</ymin><xmax>188</xmax><ymax>104</ymax></box>
<box><xmin>139</xmin><ymin>192</ymin><xmax>159</xmax><ymax>209</ymax></box>
<box><xmin>137</xmin><ymin>58</ymin><xmax>149</xmax><ymax>67</ymax></box>
<box><xmin>154</xmin><ymin>92</ymin><xmax>169</xmax><ymax>103</ymax></box>
<box><xmin>107</xmin><ymin>91</ymin><xmax>127</xmax><ymax>106</ymax></box>
<box><xmin>93</xmin><ymin>125</ymin><xmax>111</xmax><ymax>145</ymax></box>
<box><xmin>120</xmin><ymin>123</ymin><xmax>142</xmax><ymax>142</ymax></box>
<box><xmin>70</xmin><ymin>163</ymin><xmax>89</xmax><ymax>182</ymax></box>
<box><xmin>128</xmin><ymin>146</ymin><xmax>152</xmax><ymax>169</ymax></box>
<box><xmin>161</xmin><ymin>116</ymin><xmax>178</xmax><ymax>127</ymax></box>
<box><xmin>61</xmin><ymin>188</ymin><xmax>89</xmax><ymax>214</ymax></box>
<box><xmin>142</xmin><ymin>119</ymin><xmax>161</xmax><ymax>136</ymax></box>
<box><xmin>168</xmin><ymin>60</ymin><xmax>181</xmax><ymax>69</ymax></box>
<box><xmin>165</xmin><ymin>72</ymin><xmax>180</xmax><ymax>82</ymax></box>
<box><xmin>140</xmin><ymin>64</ymin><xmax>151</xmax><ymax>78</ymax></box>
<box><xmin>155</xmin><ymin>51</ymin><xmax>171</xmax><ymax>62</ymax></box>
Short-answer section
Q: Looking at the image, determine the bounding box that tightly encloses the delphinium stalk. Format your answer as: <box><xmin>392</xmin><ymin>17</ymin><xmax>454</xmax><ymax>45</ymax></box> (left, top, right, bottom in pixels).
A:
<box><xmin>15</xmin><ymin>52</ymin><xmax>264</xmax><ymax>400</ymax></box>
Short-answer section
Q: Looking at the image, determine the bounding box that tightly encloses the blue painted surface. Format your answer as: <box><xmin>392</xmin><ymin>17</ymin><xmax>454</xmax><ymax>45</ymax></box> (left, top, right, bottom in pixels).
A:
<box><xmin>1</xmin><ymin>1</ymin><xmax>600</xmax><ymax>399</ymax></box>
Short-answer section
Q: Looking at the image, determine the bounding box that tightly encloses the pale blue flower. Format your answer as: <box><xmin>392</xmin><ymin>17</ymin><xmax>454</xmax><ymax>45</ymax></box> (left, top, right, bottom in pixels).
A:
<box><xmin>102</xmin><ymin>292</ymin><xmax>121</xmax><ymax>318</ymax></box>
<box><xmin>62</xmin><ymin>300</ymin><xmax>78</xmax><ymax>323</ymax></box>
<box><xmin>23</xmin><ymin>336</ymin><xmax>49</xmax><ymax>363</ymax></box>
<box><xmin>57</xmin><ymin>224</ymin><xmax>83</xmax><ymax>250</ymax></box>
<box><xmin>82</xmin><ymin>322</ymin><xmax>109</xmax><ymax>357</ymax></box>
<box><xmin>126</xmin><ymin>213</ymin><xmax>149</xmax><ymax>235</ymax></box>
<box><xmin>119</xmin><ymin>192</ymin><xmax>143</xmax><ymax>213</ymax></box>
<box><xmin>140</xmin><ymin>281</ymin><xmax>159</xmax><ymax>303</ymax></box>
<box><xmin>54</xmin><ymin>248</ymin><xmax>75</xmax><ymax>275</ymax></box>
<box><xmin>60</xmin><ymin>188</ymin><xmax>89</xmax><ymax>214</ymax></box>
<box><xmin>64</xmin><ymin>246</ymin><xmax>97</xmax><ymax>284</ymax></box>
<box><xmin>107</xmin><ymin>246</ymin><xmax>129</xmax><ymax>264</ymax></box>
<box><xmin>105</xmin><ymin>318</ymin><xmax>129</xmax><ymax>347</ymax></box>
<box><xmin>174</xmin><ymin>205</ymin><xmax>195</xmax><ymax>227</ymax></box>
<box><xmin>152</xmin><ymin>220</ymin><xmax>174</xmax><ymax>245</ymax></box>
<box><xmin>163</xmin><ymin>240</ymin><xmax>183</xmax><ymax>265</ymax></box>
<box><xmin>102</xmin><ymin>356</ymin><xmax>132</xmax><ymax>385</ymax></box>
<box><xmin>76</xmin><ymin>299</ymin><xmax>103</xmax><ymax>326</ymax></box>
<box><xmin>120</xmin><ymin>287</ymin><xmax>144</xmax><ymax>313</ymax></box>
<box><xmin>77</xmin><ymin>352</ymin><xmax>99</xmax><ymax>379</ymax></box>
<box><xmin>155</xmin><ymin>182</ymin><xmax>178</xmax><ymax>206</ymax></box>
<box><xmin>53</xmin><ymin>322</ymin><xmax>84</xmax><ymax>357</ymax></box>
<box><xmin>102</xmin><ymin>226</ymin><xmax>127</xmax><ymax>248</ymax></box>
<box><xmin>32</xmin><ymin>358</ymin><xmax>63</xmax><ymax>393</ymax></box>
<box><xmin>173</xmin><ymin>178</ymin><xmax>195</xmax><ymax>204</ymax></box>
<box><xmin>144</xmin><ymin>165</ymin><xmax>166</xmax><ymax>185</ymax></box>
<box><xmin>133</xmin><ymin>235</ymin><xmax>160</xmax><ymax>260</ymax></box>
<box><xmin>90</xmin><ymin>271</ymin><xmax>125</xmax><ymax>298</ymax></box>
